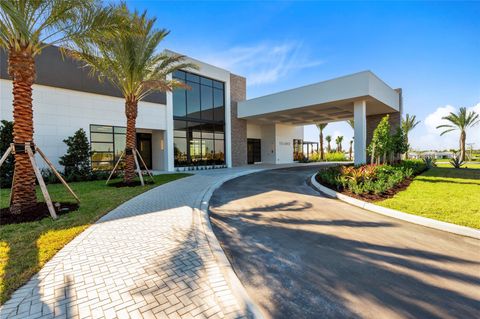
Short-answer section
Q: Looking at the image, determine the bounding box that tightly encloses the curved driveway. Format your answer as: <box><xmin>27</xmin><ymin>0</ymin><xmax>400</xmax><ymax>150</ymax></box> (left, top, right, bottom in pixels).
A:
<box><xmin>209</xmin><ymin>166</ymin><xmax>480</xmax><ymax>319</ymax></box>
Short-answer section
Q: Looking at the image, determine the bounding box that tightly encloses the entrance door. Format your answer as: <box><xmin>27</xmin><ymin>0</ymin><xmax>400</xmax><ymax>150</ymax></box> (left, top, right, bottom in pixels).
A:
<box><xmin>136</xmin><ymin>133</ymin><xmax>152</xmax><ymax>169</ymax></box>
<box><xmin>247</xmin><ymin>139</ymin><xmax>261</xmax><ymax>164</ymax></box>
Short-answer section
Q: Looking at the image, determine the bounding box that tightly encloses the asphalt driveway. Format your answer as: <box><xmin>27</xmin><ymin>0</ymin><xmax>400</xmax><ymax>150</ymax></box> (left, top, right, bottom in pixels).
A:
<box><xmin>209</xmin><ymin>166</ymin><xmax>480</xmax><ymax>319</ymax></box>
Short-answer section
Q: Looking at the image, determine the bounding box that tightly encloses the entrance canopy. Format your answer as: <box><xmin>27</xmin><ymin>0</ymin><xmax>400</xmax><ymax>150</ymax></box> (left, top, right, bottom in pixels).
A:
<box><xmin>237</xmin><ymin>71</ymin><xmax>400</xmax><ymax>125</ymax></box>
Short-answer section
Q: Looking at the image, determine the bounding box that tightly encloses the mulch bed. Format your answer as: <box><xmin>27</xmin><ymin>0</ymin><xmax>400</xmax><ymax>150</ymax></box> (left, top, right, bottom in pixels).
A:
<box><xmin>316</xmin><ymin>176</ymin><xmax>414</xmax><ymax>203</ymax></box>
<box><xmin>108</xmin><ymin>180</ymin><xmax>155</xmax><ymax>188</ymax></box>
<box><xmin>1</xmin><ymin>202</ymin><xmax>79</xmax><ymax>225</ymax></box>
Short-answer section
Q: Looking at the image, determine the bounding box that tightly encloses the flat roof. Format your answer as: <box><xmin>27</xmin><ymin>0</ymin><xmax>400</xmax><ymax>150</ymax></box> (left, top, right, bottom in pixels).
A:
<box><xmin>238</xmin><ymin>71</ymin><xmax>400</xmax><ymax>125</ymax></box>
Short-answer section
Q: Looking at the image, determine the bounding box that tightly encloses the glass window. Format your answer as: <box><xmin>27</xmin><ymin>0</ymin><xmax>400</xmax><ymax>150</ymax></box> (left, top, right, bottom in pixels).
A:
<box><xmin>114</xmin><ymin>134</ymin><xmax>125</xmax><ymax>158</ymax></box>
<box><xmin>91</xmin><ymin>133</ymin><xmax>113</xmax><ymax>143</ymax></box>
<box><xmin>172</xmin><ymin>71</ymin><xmax>225</xmax><ymax>167</ymax></box>
<box><xmin>91</xmin><ymin>125</ymin><xmax>113</xmax><ymax>133</ymax></box>
<box><xmin>186</xmin><ymin>81</ymin><xmax>200</xmax><ymax>119</ymax></box>
<box><xmin>173</xmin><ymin>88</ymin><xmax>186</xmax><ymax>117</ymax></box>
<box><xmin>201</xmin><ymin>85</ymin><xmax>213</xmax><ymax>120</ymax></box>
<box><xmin>173</xmin><ymin>70</ymin><xmax>186</xmax><ymax>80</ymax></box>
<box><xmin>214</xmin><ymin>140</ymin><xmax>225</xmax><ymax>164</ymax></box>
<box><xmin>213</xmin><ymin>80</ymin><xmax>223</xmax><ymax>89</ymax></box>
<box><xmin>174</xmin><ymin>137</ymin><xmax>187</xmax><ymax>166</ymax></box>
<box><xmin>91</xmin><ymin>142</ymin><xmax>113</xmax><ymax>152</ymax></box>
<box><xmin>114</xmin><ymin>127</ymin><xmax>126</xmax><ymax>134</ymax></box>
<box><xmin>186</xmin><ymin>73</ymin><xmax>200</xmax><ymax>83</ymax></box>
<box><xmin>201</xmin><ymin>77</ymin><xmax>213</xmax><ymax>86</ymax></box>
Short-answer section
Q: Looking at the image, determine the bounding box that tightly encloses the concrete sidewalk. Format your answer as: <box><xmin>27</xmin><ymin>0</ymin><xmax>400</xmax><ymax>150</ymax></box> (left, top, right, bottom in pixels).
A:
<box><xmin>1</xmin><ymin>166</ymin><xmax>275</xmax><ymax>319</ymax></box>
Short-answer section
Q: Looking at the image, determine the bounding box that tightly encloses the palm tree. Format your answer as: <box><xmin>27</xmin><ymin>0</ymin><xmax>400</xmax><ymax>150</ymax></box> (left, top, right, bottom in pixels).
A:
<box><xmin>315</xmin><ymin>123</ymin><xmax>328</xmax><ymax>160</ymax></box>
<box><xmin>347</xmin><ymin>119</ymin><xmax>354</xmax><ymax>130</ymax></box>
<box><xmin>325</xmin><ymin>135</ymin><xmax>332</xmax><ymax>153</ymax></box>
<box><xmin>0</xmin><ymin>0</ymin><xmax>117</xmax><ymax>214</ymax></box>
<box><xmin>349</xmin><ymin>140</ymin><xmax>353</xmax><ymax>160</ymax></box>
<box><xmin>335</xmin><ymin>136</ymin><xmax>344</xmax><ymax>152</ymax></box>
<box><xmin>71</xmin><ymin>7</ymin><xmax>197</xmax><ymax>184</ymax></box>
<box><xmin>437</xmin><ymin>107</ymin><xmax>480</xmax><ymax>161</ymax></box>
<box><xmin>401</xmin><ymin>113</ymin><xmax>420</xmax><ymax>159</ymax></box>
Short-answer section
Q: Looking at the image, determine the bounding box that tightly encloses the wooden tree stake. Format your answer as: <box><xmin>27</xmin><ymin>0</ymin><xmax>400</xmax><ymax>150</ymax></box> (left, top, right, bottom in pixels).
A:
<box><xmin>106</xmin><ymin>151</ymin><xmax>124</xmax><ymax>185</ymax></box>
<box><xmin>26</xmin><ymin>143</ymin><xmax>57</xmax><ymax>219</ymax></box>
<box><xmin>0</xmin><ymin>144</ymin><xmax>12</xmax><ymax>167</ymax></box>
<box><xmin>135</xmin><ymin>148</ymin><xmax>154</xmax><ymax>183</ymax></box>
<box><xmin>36</xmin><ymin>146</ymin><xmax>80</xmax><ymax>203</ymax></box>
<box><xmin>133</xmin><ymin>150</ymin><xmax>144</xmax><ymax>186</ymax></box>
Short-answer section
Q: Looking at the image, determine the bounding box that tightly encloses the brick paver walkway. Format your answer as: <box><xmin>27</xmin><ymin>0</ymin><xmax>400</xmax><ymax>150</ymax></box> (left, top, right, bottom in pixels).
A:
<box><xmin>0</xmin><ymin>167</ymin><xmax>278</xmax><ymax>319</ymax></box>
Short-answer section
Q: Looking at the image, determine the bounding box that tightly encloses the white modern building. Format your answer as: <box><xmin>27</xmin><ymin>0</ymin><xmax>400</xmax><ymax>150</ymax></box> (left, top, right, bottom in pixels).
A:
<box><xmin>0</xmin><ymin>46</ymin><xmax>402</xmax><ymax>172</ymax></box>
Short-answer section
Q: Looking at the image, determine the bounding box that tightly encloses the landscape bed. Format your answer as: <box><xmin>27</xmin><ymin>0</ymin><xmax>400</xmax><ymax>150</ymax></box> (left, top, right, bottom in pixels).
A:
<box><xmin>315</xmin><ymin>160</ymin><xmax>427</xmax><ymax>201</ymax></box>
<box><xmin>316</xmin><ymin>163</ymin><xmax>480</xmax><ymax>229</ymax></box>
<box><xmin>0</xmin><ymin>173</ymin><xmax>190</xmax><ymax>304</ymax></box>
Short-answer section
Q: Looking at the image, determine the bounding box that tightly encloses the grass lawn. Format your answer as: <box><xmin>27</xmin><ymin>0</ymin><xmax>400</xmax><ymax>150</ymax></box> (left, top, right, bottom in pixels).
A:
<box><xmin>0</xmin><ymin>173</ymin><xmax>190</xmax><ymax>304</ymax></box>
<box><xmin>436</xmin><ymin>163</ymin><xmax>480</xmax><ymax>169</ymax></box>
<box><xmin>377</xmin><ymin>167</ymin><xmax>480</xmax><ymax>229</ymax></box>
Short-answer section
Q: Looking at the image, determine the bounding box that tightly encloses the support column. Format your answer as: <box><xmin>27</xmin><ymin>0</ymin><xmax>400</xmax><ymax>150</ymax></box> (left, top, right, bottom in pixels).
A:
<box><xmin>165</xmin><ymin>73</ymin><xmax>175</xmax><ymax>172</ymax></box>
<box><xmin>354</xmin><ymin>100</ymin><xmax>367</xmax><ymax>165</ymax></box>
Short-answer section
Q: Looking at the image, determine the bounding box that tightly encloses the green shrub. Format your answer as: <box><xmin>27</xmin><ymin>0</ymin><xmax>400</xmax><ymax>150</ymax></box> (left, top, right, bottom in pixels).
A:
<box><xmin>59</xmin><ymin>128</ymin><xmax>92</xmax><ymax>180</ymax></box>
<box><xmin>325</xmin><ymin>152</ymin><xmax>347</xmax><ymax>162</ymax></box>
<box><xmin>316</xmin><ymin>160</ymin><xmax>426</xmax><ymax>197</ymax></box>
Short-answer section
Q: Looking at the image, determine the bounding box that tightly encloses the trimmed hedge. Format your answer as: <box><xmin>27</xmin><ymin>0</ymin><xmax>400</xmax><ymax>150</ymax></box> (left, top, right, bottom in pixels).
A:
<box><xmin>316</xmin><ymin>160</ymin><xmax>427</xmax><ymax>195</ymax></box>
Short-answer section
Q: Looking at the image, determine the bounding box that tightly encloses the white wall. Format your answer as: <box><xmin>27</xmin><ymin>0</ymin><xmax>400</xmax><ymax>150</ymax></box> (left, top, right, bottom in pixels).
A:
<box><xmin>246</xmin><ymin>123</ymin><xmax>262</xmax><ymax>139</ymax></box>
<box><xmin>247</xmin><ymin>122</ymin><xmax>303</xmax><ymax>164</ymax></box>
<box><xmin>275</xmin><ymin>124</ymin><xmax>303</xmax><ymax>164</ymax></box>
<box><xmin>0</xmin><ymin>79</ymin><xmax>167</xmax><ymax>169</ymax></box>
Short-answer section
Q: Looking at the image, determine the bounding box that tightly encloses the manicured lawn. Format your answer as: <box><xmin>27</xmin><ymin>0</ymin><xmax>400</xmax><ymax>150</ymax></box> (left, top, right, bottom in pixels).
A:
<box><xmin>436</xmin><ymin>163</ymin><xmax>480</xmax><ymax>169</ymax></box>
<box><xmin>378</xmin><ymin>167</ymin><xmax>480</xmax><ymax>229</ymax></box>
<box><xmin>0</xmin><ymin>174</ymin><xmax>190</xmax><ymax>304</ymax></box>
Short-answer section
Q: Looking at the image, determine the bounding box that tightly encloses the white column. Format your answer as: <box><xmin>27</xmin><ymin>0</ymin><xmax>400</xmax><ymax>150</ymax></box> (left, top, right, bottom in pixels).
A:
<box><xmin>354</xmin><ymin>100</ymin><xmax>367</xmax><ymax>165</ymax></box>
<box><xmin>165</xmin><ymin>73</ymin><xmax>175</xmax><ymax>172</ymax></box>
<box><xmin>224</xmin><ymin>76</ymin><xmax>232</xmax><ymax>168</ymax></box>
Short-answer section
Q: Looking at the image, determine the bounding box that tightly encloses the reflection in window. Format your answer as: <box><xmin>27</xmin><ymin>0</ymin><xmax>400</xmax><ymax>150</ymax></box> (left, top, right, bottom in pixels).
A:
<box><xmin>90</xmin><ymin>124</ymin><xmax>126</xmax><ymax>171</ymax></box>
<box><xmin>172</xmin><ymin>71</ymin><xmax>225</xmax><ymax>166</ymax></box>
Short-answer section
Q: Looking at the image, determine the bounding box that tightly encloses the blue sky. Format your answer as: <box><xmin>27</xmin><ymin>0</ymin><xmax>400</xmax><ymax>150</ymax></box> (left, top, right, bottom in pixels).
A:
<box><xmin>126</xmin><ymin>0</ymin><xmax>480</xmax><ymax>151</ymax></box>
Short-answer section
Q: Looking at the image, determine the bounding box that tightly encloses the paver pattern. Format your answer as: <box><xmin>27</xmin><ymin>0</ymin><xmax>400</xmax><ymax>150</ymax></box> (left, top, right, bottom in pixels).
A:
<box><xmin>210</xmin><ymin>166</ymin><xmax>480</xmax><ymax>319</ymax></box>
<box><xmin>0</xmin><ymin>166</ymin><xmax>280</xmax><ymax>319</ymax></box>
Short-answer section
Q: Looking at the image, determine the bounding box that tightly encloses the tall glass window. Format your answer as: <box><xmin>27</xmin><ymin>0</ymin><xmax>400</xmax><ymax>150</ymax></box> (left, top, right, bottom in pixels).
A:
<box><xmin>173</xmin><ymin>70</ymin><xmax>225</xmax><ymax>166</ymax></box>
<box><xmin>90</xmin><ymin>124</ymin><xmax>126</xmax><ymax>171</ymax></box>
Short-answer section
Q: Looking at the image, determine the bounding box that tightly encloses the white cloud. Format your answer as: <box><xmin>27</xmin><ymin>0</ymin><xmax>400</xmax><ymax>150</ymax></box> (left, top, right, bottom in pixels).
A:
<box><xmin>411</xmin><ymin>103</ymin><xmax>480</xmax><ymax>151</ymax></box>
<box><xmin>198</xmin><ymin>41</ymin><xmax>323</xmax><ymax>86</ymax></box>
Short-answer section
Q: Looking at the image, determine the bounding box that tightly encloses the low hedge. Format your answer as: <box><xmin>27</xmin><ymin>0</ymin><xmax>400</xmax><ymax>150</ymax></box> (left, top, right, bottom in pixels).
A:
<box><xmin>316</xmin><ymin>160</ymin><xmax>427</xmax><ymax>195</ymax></box>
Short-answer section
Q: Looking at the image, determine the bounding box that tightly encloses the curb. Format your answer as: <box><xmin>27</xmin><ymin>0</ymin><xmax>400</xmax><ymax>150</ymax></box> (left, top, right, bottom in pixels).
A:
<box><xmin>310</xmin><ymin>174</ymin><xmax>480</xmax><ymax>240</ymax></box>
<box><xmin>197</xmin><ymin>169</ymin><xmax>267</xmax><ymax>319</ymax></box>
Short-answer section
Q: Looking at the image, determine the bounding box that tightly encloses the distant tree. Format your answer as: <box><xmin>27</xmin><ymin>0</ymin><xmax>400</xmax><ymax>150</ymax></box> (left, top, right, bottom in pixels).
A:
<box><xmin>59</xmin><ymin>129</ymin><xmax>91</xmax><ymax>179</ymax></box>
<box><xmin>0</xmin><ymin>120</ymin><xmax>14</xmax><ymax>188</ymax></box>
<box><xmin>325</xmin><ymin>135</ymin><xmax>332</xmax><ymax>153</ymax></box>
<box><xmin>437</xmin><ymin>107</ymin><xmax>480</xmax><ymax>161</ymax></box>
<box><xmin>401</xmin><ymin>114</ymin><xmax>420</xmax><ymax>159</ymax></box>
<box><xmin>349</xmin><ymin>140</ymin><xmax>353</xmax><ymax>161</ymax></box>
<box><xmin>316</xmin><ymin>123</ymin><xmax>328</xmax><ymax>160</ymax></box>
<box><xmin>335</xmin><ymin>136</ymin><xmax>344</xmax><ymax>152</ymax></box>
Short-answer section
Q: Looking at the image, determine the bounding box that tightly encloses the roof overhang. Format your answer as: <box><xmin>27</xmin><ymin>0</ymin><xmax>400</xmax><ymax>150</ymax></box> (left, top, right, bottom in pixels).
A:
<box><xmin>238</xmin><ymin>71</ymin><xmax>400</xmax><ymax>125</ymax></box>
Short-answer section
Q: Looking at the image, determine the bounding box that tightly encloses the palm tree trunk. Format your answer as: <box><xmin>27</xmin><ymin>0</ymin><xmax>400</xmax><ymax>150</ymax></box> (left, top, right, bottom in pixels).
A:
<box><xmin>124</xmin><ymin>99</ymin><xmax>138</xmax><ymax>184</ymax></box>
<box><xmin>460</xmin><ymin>130</ymin><xmax>466</xmax><ymax>161</ymax></box>
<box><xmin>405</xmin><ymin>135</ymin><xmax>409</xmax><ymax>159</ymax></box>
<box><xmin>320</xmin><ymin>132</ymin><xmax>324</xmax><ymax>160</ymax></box>
<box><xmin>8</xmin><ymin>49</ymin><xmax>37</xmax><ymax>214</ymax></box>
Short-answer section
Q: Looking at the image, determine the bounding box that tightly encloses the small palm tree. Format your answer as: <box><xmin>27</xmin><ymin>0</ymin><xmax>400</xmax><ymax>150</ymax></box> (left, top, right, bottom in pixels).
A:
<box><xmin>0</xmin><ymin>0</ymin><xmax>117</xmax><ymax>213</ymax></box>
<box><xmin>71</xmin><ymin>7</ymin><xmax>197</xmax><ymax>184</ymax></box>
<box><xmin>401</xmin><ymin>114</ymin><xmax>420</xmax><ymax>159</ymax></box>
<box><xmin>437</xmin><ymin>107</ymin><xmax>479</xmax><ymax>161</ymax></box>
<box><xmin>325</xmin><ymin>135</ymin><xmax>332</xmax><ymax>153</ymax></box>
<box><xmin>349</xmin><ymin>140</ymin><xmax>353</xmax><ymax>160</ymax></box>
<box><xmin>315</xmin><ymin>123</ymin><xmax>328</xmax><ymax>160</ymax></box>
<box><xmin>335</xmin><ymin>136</ymin><xmax>344</xmax><ymax>152</ymax></box>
